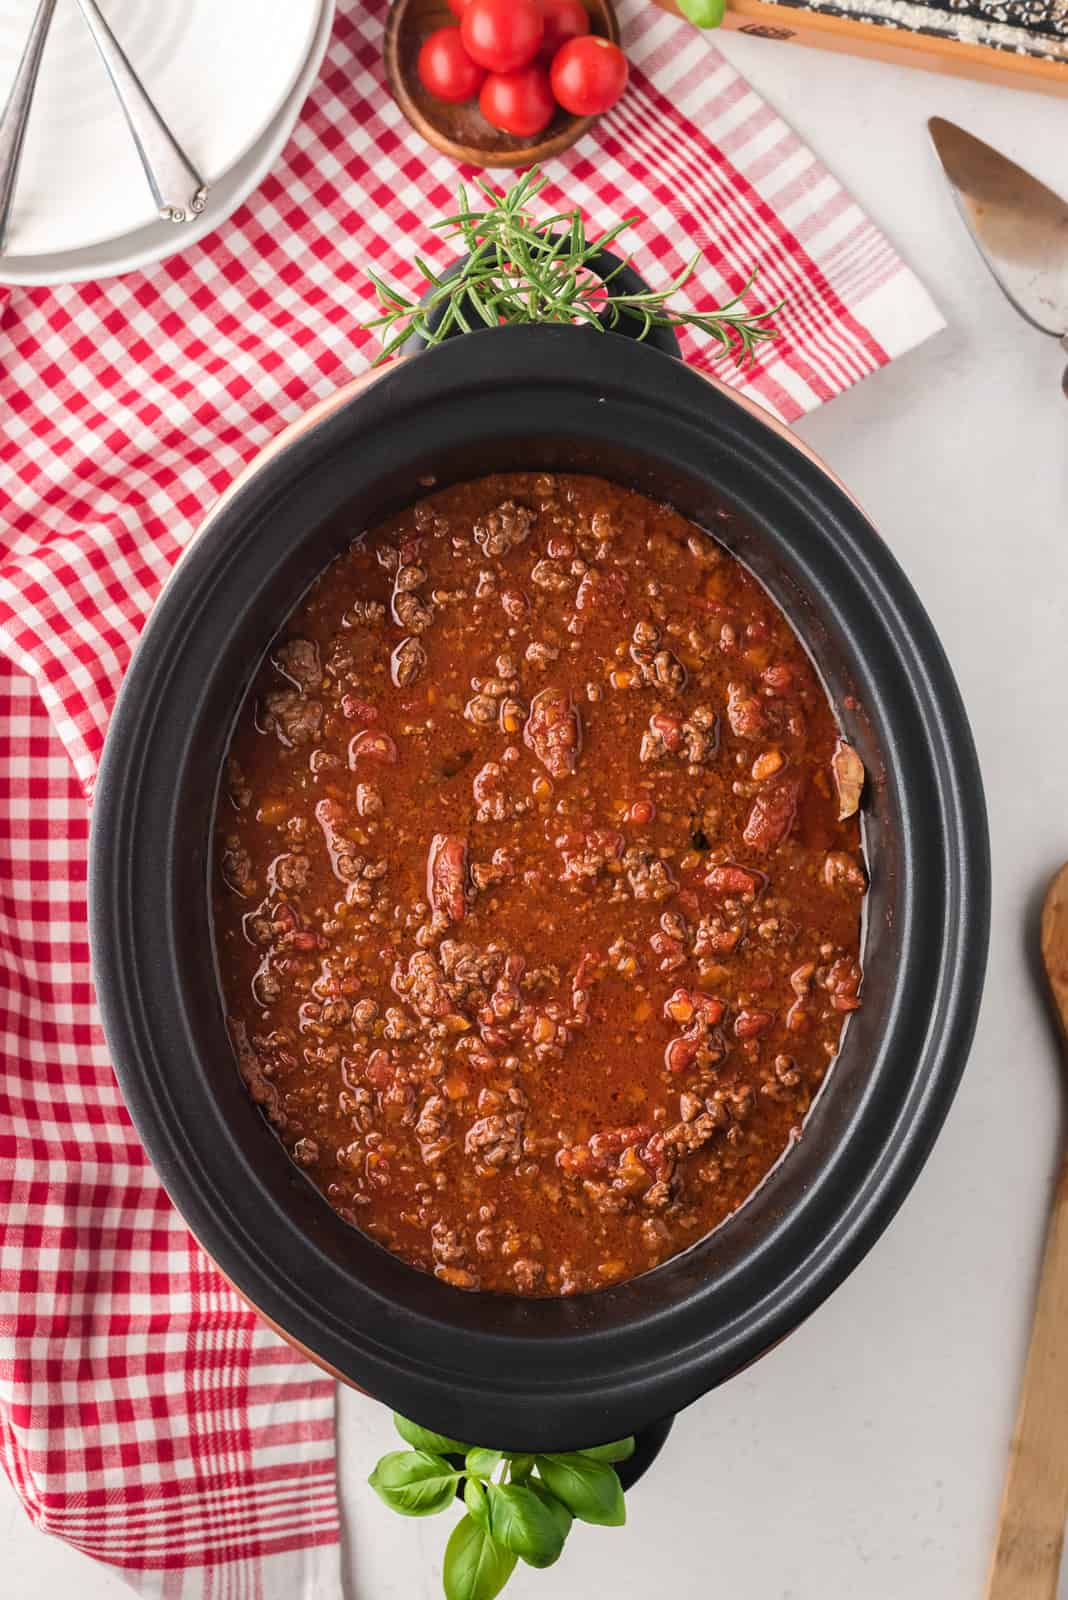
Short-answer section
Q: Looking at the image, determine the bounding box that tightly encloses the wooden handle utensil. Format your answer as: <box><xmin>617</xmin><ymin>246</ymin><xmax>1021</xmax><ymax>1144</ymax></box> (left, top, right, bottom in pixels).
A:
<box><xmin>986</xmin><ymin>862</ymin><xmax>1068</xmax><ymax>1599</ymax></box>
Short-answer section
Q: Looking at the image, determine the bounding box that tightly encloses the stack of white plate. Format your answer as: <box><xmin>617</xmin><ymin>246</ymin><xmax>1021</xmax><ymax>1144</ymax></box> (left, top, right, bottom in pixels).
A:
<box><xmin>0</xmin><ymin>0</ymin><xmax>335</xmax><ymax>285</ymax></box>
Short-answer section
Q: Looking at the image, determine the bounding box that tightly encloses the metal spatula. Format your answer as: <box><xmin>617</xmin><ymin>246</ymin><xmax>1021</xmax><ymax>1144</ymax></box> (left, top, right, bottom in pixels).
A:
<box><xmin>929</xmin><ymin>118</ymin><xmax>1068</xmax><ymax>399</ymax></box>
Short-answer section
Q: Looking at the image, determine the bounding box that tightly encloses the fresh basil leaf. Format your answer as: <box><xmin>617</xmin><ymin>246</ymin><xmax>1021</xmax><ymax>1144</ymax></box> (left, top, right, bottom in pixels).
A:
<box><xmin>580</xmin><ymin>1437</ymin><xmax>636</xmax><ymax>1464</ymax></box>
<box><xmin>443</xmin><ymin>1513</ymin><xmax>517</xmax><ymax>1600</ymax></box>
<box><xmin>466</xmin><ymin>1447</ymin><xmax>504</xmax><ymax>1478</ymax></box>
<box><xmin>535</xmin><ymin>1453</ymin><xmax>626</xmax><ymax>1527</ymax></box>
<box><xmin>465</xmin><ymin>1476</ymin><xmax>490</xmax><ymax>1529</ymax></box>
<box><xmin>487</xmin><ymin>1482</ymin><xmax>567</xmax><ymax>1569</ymax></box>
<box><xmin>368</xmin><ymin>1450</ymin><xmax>459</xmax><ymax>1517</ymax></box>
<box><xmin>528</xmin><ymin>1479</ymin><xmax>573</xmax><ymax>1544</ymax></box>
<box><xmin>393</xmin><ymin>1413</ymin><xmax>469</xmax><ymax>1455</ymax></box>
<box><xmin>677</xmin><ymin>0</ymin><xmax>727</xmax><ymax>25</ymax></box>
<box><xmin>507</xmin><ymin>1453</ymin><xmax>535</xmax><ymax>1481</ymax></box>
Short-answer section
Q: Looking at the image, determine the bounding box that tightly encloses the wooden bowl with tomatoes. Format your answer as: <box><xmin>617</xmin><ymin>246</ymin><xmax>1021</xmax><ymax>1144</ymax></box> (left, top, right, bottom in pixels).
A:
<box><xmin>384</xmin><ymin>0</ymin><xmax>624</xmax><ymax>169</ymax></box>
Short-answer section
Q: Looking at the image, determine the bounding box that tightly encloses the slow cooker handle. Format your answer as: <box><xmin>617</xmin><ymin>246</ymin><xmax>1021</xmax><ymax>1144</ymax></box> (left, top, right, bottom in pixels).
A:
<box><xmin>400</xmin><ymin>245</ymin><xmax>683</xmax><ymax>361</ymax></box>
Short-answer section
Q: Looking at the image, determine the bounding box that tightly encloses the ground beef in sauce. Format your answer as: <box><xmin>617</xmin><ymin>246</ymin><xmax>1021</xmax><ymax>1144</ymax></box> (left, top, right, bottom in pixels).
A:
<box><xmin>213</xmin><ymin>473</ymin><xmax>866</xmax><ymax>1297</ymax></box>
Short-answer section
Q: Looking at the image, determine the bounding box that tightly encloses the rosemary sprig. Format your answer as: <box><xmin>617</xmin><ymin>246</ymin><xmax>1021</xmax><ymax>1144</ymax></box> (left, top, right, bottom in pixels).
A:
<box><xmin>361</xmin><ymin>168</ymin><xmax>782</xmax><ymax>367</ymax></box>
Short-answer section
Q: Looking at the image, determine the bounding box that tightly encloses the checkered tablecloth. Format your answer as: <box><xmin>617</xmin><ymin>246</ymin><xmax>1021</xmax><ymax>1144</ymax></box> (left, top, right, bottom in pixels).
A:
<box><xmin>0</xmin><ymin>1</ymin><xmax>942</xmax><ymax>1594</ymax></box>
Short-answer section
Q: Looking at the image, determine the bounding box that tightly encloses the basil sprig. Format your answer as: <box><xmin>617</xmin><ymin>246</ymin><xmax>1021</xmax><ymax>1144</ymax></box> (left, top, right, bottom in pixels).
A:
<box><xmin>367</xmin><ymin>1450</ymin><xmax>460</xmax><ymax>1517</ymax></box>
<box><xmin>369</xmin><ymin>1412</ymin><xmax>636</xmax><ymax>1600</ymax></box>
<box><xmin>535</xmin><ymin>1453</ymin><xmax>626</xmax><ymax>1527</ymax></box>
<box><xmin>445</xmin><ymin>1514</ymin><xmax>518</xmax><ymax>1600</ymax></box>
<box><xmin>393</xmin><ymin>1415</ymin><xmax>470</xmax><ymax>1455</ymax></box>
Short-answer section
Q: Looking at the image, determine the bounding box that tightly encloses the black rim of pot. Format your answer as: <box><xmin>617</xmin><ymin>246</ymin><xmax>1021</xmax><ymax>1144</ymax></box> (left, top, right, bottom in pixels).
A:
<box><xmin>89</xmin><ymin>326</ymin><xmax>990</xmax><ymax>1450</ymax></box>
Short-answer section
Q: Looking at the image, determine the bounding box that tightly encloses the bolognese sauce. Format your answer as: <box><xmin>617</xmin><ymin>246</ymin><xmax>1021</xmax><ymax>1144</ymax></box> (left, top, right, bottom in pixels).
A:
<box><xmin>213</xmin><ymin>474</ymin><xmax>866</xmax><ymax>1296</ymax></box>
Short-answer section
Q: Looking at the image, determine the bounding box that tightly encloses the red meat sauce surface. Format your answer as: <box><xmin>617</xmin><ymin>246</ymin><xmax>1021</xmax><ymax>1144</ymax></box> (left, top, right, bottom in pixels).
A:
<box><xmin>214</xmin><ymin>472</ymin><xmax>867</xmax><ymax>1298</ymax></box>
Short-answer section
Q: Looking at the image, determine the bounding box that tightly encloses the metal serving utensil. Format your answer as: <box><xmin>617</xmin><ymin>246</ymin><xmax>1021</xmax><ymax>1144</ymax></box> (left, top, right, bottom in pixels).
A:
<box><xmin>73</xmin><ymin>0</ymin><xmax>208</xmax><ymax>224</ymax></box>
<box><xmin>929</xmin><ymin>118</ymin><xmax>1068</xmax><ymax>399</ymax></box>
<box><xmin>0</xmin><ymin>0</ymin><xmax>58</xmax><ymax>254</ymax></box>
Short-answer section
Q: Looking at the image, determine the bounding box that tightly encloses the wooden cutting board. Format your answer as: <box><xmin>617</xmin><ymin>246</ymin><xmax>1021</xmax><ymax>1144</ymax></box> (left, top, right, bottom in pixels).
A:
<box><xmin>652</xmin><ymin>0</ymin><xmax>1068</xmax><ymax>97</ymax></box>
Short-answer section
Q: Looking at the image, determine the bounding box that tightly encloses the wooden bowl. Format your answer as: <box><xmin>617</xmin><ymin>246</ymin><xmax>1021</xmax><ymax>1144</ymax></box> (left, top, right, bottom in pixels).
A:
<box><xmin>384</xmin><ymin>0</ymin><xmax>621</xmax><ymax>169</ymax></box>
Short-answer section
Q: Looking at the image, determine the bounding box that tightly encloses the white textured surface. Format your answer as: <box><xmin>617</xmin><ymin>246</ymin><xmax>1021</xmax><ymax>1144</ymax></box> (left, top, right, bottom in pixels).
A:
<box><xmin>5</xmin><ymin>37</ymin><xmax>1068</xmax><ymax>1600</ymax></box>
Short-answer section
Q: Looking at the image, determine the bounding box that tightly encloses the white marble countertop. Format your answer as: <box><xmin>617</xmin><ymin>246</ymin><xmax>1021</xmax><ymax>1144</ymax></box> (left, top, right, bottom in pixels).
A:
<box><xmin>6</xmin><ymin>32</ymin><xmax>1068</xmax><ymax>1600</ymax></box>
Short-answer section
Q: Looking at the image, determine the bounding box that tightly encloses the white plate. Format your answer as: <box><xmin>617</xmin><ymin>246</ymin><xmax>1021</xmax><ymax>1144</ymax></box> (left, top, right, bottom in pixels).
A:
<box><xmin>0</xmin><ymin>0</ymin><xmax>335</xmax><ymax>286</ymax></box>
<box><xmin>0</xmin><ymin>0</ymin><xmax>322</xmax><ymax>257</ymax></box>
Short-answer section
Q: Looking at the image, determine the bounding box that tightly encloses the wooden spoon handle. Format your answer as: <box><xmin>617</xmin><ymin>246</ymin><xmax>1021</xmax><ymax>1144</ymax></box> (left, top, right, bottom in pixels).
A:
<box><xmin>986</xmin><ymin>1153</ymin><xmax>1068</xmax><ymax>1600</ymax></box>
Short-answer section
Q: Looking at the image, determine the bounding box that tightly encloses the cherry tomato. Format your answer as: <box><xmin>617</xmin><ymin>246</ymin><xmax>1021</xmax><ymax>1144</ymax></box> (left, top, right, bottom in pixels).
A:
<box><xmin>550</xmin><ymin>35</ymin><xmax>628</xmax><ymax>115</ymax></box>
<box><xmin>479</xmin><ymin>64</ymin><xmax>556</xmax><ymax>136</ymax></box>
<box><xmin>446</xmin><ymin>0</ymin><xmax>473</xmax><ymax>13</ymax></box>
<box><xmin>539</xmin><ymin>0</ymin><xmax>590</xmax><ymax>59</ymax></box>
<box><xmin>417</xmin><ymin>27</ymin><xmax>486</xmax><ymax>102</ymax></box>
<box><xmin>461</xmin><ymin>0</ymin><xmax>544</xmax><ymax>73</ymax></box>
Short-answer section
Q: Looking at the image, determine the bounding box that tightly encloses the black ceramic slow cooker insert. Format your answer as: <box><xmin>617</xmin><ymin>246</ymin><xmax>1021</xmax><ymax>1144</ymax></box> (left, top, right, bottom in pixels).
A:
<box><xmin>90</xmin><ymin>327</ymin><xmax>990</xmax><ymax>1449</ymax></box>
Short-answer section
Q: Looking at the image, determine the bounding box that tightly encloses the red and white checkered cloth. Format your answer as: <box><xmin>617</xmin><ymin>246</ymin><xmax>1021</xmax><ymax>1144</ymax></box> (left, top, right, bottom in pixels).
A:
<box><xmin>0</xmin><ymin>0</ymin><xmax>942</xmax><ymax>1593</ymax></box>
